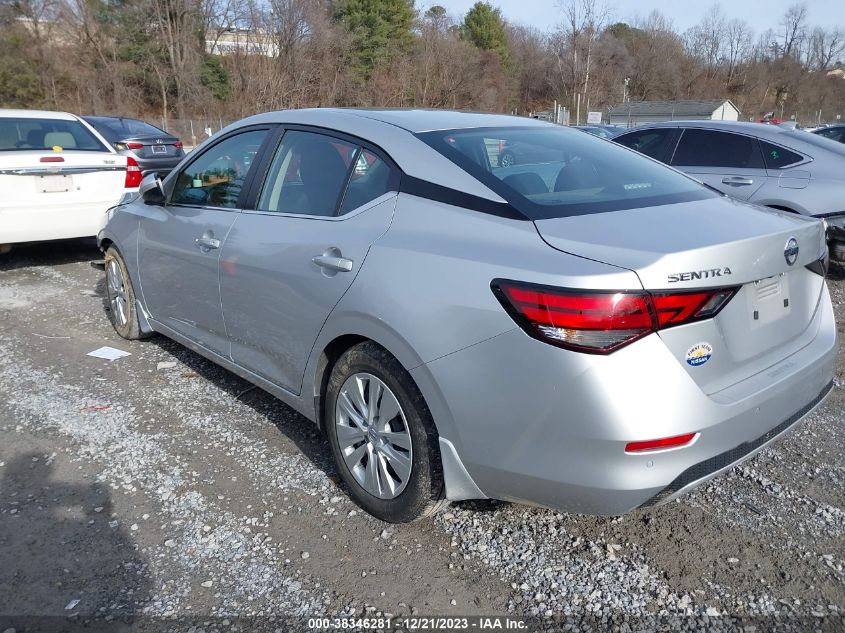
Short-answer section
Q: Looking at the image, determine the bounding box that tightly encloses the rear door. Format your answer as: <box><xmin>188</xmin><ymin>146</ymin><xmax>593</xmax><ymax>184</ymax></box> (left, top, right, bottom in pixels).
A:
<box><xmin>138</xmin><ymin>126</ymin><xmax>273</xmax><ymax>356</ymax></box>
<box><xmin>669</xmin><ymin>128</ymin><xmax>768</xmax><ymax>200</ymax></box>
<box><xmin>219</xmin><ymin>128</ymin><xmax>399</xmax><ymax>394</ymax></box>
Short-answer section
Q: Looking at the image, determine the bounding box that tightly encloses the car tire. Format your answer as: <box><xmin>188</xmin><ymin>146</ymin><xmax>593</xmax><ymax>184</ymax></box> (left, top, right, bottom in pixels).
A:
<box><xmin>0</xmin><ymin>244</ymin><xmax>12</xmax><ymax>255</ymax></box>
<box><xmin>498</xmin><ymin>151</ymin><xmax>516</xmax><ymax>167</ymax></box>
<box><xmin>326</xmin><ymin>342</ymin><xmax>445</xmax><ymax>523</ymax></box>
<box><xmin>104</xmin><ymin>246</ymin><xmax>150</xmax><ymax>340</ymax></box>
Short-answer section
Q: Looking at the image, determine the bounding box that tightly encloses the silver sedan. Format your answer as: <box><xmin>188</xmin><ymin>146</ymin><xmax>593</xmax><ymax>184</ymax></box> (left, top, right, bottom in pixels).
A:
<box><xmin>98</xmin><ymin>109</ymin><xmax>837</xmax><ymax>522</ymax></box>
<box><xmin>613</xmin><ymin>120</ymin><xmax>845</xmax><ymax>264</ymax></box>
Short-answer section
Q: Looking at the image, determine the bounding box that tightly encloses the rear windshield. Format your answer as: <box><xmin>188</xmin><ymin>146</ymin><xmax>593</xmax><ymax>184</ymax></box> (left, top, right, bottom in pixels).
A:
<box><xmin>85</xmin><ymin>117</ymin><xmax>166</xmax><ymax>141</ymax></box>
<box><xmin>417</xmin><ymin>126</ymin><xmax>715</xmax><ymax>219</ymax></box>
<box><xmin>0</xmin><ymin>117</ymin><xmax>108</xmax><ymax>152</ymax></box>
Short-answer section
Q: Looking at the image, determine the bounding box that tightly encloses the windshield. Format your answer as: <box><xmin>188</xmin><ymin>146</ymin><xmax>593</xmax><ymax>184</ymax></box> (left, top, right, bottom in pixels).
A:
<box><xmin>0</xmin><ymin>117</ymin><xmax>108</xmax><ymax>152</ymax></box>
<box><xmin>417</xmin><ymin>126</ymin><xmax>715</xmax><ymax>219</ymax></box>
<box><xmin>85</xmin><ymin>117</ymin><xmax>167</xmax><ymax>141</ymax></box>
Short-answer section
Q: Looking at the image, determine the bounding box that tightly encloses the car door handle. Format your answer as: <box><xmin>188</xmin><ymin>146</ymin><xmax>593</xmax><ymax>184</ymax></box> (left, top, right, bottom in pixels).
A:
<box><xmin>722</xmin><ymin>176</ymin><xmax>754</xmax><ymax>186</ymax></box>
<box><xmin>312</xmin><ymin>254</ymin><xmax>353</xmax><ymax>272</ymax></box>
<box><xmin>195</xmin><ymin>236</ymin><xmax>221</xmax><ymax>250</ymax></box>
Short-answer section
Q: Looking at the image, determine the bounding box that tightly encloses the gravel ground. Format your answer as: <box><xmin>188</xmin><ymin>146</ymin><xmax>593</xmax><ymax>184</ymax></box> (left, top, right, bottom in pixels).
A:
<box><xmin>0</xmin><ymin>239</ymin><xmax>843</xmax><ymax>632</ymax></box>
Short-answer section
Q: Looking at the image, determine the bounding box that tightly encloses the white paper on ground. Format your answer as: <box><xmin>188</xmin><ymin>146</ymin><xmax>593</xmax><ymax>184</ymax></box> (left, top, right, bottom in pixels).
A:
<box><xmin>87</xmin><ymin>346</ymin><xmax>131</xmax><ymax>361</ymax></box>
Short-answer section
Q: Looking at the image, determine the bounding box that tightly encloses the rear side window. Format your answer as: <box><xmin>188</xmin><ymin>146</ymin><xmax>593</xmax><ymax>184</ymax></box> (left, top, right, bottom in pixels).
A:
<box><xmin>758</xmin><ymin>140</ymin><xmax>804</xmax><ymax>169</ymax></box>
<box><xmin>814</xmin><ymin>128</ymin><xmax>844</xmax><ymax>142</ymax></box>
<box><xmin>418</xmin><ymin>126</ymin><xmax>714</xmax><ymax>220</ymax></box>
<box><xmin>171</xmin><ymin>129</ymin><xmax>268</xmax><ymax>208</ymax></box>
<box><xmin>614</xmin><ymin>128</ymin><xmax>676</xmax><ymax>161</ymax></box>
<box><xmin>672</xmin><ymin>129</ymin><xmax>764</xmax><ymax>168</ymax></box>
<box><xmin>258</xmin><ymin>131</ymin><xmax>394</xmax><ymax>217</ymax></box>
<box><xmin>0</xmin><ymin>117</ymin><xmax>108</xmax><ymax>152</ymax></box>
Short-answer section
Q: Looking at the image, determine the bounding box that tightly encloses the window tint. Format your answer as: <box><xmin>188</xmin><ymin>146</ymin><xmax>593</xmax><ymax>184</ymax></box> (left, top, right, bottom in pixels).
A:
<box><xmin>258</xmin><ymin>131</ymin><xmax>359</xmax><ymax>216</ymax></box>
<box><xmin>418</xmin><ymin>126</ymin><xmax>714</xmax><ymax>220</ymax></box>
<box><xmin>614</xmin><ymin>128</ymin><xmax>675</xmax><ymax>161</ymax></box>
<box><xmin>758</xmin><ymin>140</ymin><xmax>805</xmax><ymax>168</ymax></box>
<box><xmin>672</xmin><ymin>129</ymin><xmax>763</xmax><ymax>168</ymax></box>
<box><xmin>0</xmin><ymin>117</ymin><xmax>107</xmax><ymax>152</ymax></box>
<box><xmin>814</xmin><ymin>128</ymin><xmax>844</xmax><ymax>142</ymax></box>
<box><xmin>171</xmin><ymin>129</ymin><xmax>267</xmax><ymax>208</ymax></box>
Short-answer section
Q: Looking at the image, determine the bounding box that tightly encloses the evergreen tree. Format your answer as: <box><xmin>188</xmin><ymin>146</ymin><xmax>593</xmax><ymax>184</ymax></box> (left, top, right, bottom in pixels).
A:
<box><xmin>334</xmin><ymin>0</ymin><xmax>415</xmax><ymax>80</ymax></box>
<box><xmin>461</xmin><ymin>2</ymin><xmax>509</xmax><ymax>65</ymax></box>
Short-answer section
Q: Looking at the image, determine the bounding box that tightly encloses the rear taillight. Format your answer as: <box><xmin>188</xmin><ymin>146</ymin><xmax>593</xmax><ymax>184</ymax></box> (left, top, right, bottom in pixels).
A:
<box><xmin>124</xmin><ymin>157</ymin><xmax>142</xmax><ymax>188</ymax></box>
<box><xmin>39</xmin><ymin>156</ymin><xmax>64</xmax><ymax>163</ymax></box>
<box><xmin>174</xmin><ymin>140</ymin><xmax>183</xmax><ymax>149</ymax></box>
<box><xmin>492</xmin><ymin>279</ymin><xmax>738</xmax><ymax>354</ymax></box>
<box><xmin>126</xmin><ymin>142</ymin><xmax>144</xmax><ymax>150</ymax></box>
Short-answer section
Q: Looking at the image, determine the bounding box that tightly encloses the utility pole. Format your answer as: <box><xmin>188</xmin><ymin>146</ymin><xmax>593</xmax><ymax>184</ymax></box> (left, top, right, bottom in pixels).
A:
<box><xmin>623</xmin><ymin>77</ymin><xmax>630</xmax><ymax>104</ymax></box>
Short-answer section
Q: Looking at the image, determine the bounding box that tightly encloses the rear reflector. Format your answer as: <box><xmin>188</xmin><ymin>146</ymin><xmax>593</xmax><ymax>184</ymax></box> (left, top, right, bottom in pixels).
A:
<box><xmin>492</xmin><ymin>279</ymin><xmax>738</xmax><ymax>354</ymax></box>
<box><xmin>625</xmin><ymin>433</ymin><xmax>697</xmax><ymax>453</ymax></box>
<box><xmin>40</xmin><ymin>156</ymin><xmax>64</xmax><ymax>163</ymax></box>
<box><xmin>126</xmin><ymin>142</ymin><xmax>144</xmax><ymax>150</ymax></box>
<box><xmin>124</xmin><ymin>157</ymin><xmax>142</xmax><ymax>188</ymax></box>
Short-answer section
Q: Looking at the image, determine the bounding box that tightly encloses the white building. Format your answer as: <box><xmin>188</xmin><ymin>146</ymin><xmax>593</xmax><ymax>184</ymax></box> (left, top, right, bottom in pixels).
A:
<box><xmin>608</xmin><ymin>99</ymin><xmax>740</xmax><ymax>127</ymax></box>
<box><xmin>206</xmin><ymin>29</ymin><xmax>278</xmax><ymax>57</ymax></box>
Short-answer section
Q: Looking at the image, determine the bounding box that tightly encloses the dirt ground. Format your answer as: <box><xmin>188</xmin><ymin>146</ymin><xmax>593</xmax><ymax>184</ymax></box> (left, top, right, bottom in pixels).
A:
<box><xmin>0</xmin><ymin>239</ymin><xmax>843</xmax><ymax>632</ymax></box>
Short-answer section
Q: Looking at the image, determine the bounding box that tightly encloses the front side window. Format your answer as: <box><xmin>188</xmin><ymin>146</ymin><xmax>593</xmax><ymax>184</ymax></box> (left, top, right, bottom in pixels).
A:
<box><xmin>0</xmin><ymin>117</ymin><xmax>108</xmax><ymax>152</ymax></box>
<box><xmin>171</xmin><ymin>129</ymin><xmax>268</xmax><ymax>208</ymax></box>
<box><xmin>614</xmin><ymin>128</ymin><xmax>676</xmax><ymax>161</ymax></box>
<box><xmin>418</xmin><ymin>126</ymin><xmax>713</xmax><ymax>220</ymax></box>
<box><xmin>258</xmin><ymin>131</ymin><xmax>394</xmax><ymax>217</ymax></box>
<box><xmin>759</xmin><ymin>140</ymin><xmax>804</xmax><ymax>169</ymax></box>
<box><xmin>672</xmin><ymin>129</ymin><xmax>764</xmax><ymax>169</ymax></box>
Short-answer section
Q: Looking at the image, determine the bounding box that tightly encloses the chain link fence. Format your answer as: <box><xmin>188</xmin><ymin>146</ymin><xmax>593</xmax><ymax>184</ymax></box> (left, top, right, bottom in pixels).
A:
<box><xmin>152</xmin><ymin>118</ymin><xmax>235</xmax><ymax>150</ymax></box>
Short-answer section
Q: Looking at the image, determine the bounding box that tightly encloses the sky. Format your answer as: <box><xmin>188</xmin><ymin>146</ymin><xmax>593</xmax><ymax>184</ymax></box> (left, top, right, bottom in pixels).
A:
<box><xmin>425</xmin><ymin>0</ymin><xmax>842</xmax><ymax>36</ymax></box>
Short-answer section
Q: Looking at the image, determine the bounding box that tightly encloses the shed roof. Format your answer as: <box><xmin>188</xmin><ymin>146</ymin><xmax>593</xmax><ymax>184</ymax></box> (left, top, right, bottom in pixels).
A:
<box><xmin>607</xmin><ymin>99</ymin><xmax>737</xmax><ymax>117</ymax></box>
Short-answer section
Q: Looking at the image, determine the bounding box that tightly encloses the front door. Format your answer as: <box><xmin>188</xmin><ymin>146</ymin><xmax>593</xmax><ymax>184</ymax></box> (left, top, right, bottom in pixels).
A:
<box><xmin>137</xmin><ymin>127</ymin><xmax>272</xmax><ymax>356</ymax></box>
<box><xmin>670</xmin><ymin>128</ymin><xmax>768</xmax><ymax>201</ymax></box>
<box><xmin>219</xmin><ymin>129</ymin><xmax>399</xmax><ymax>394</ymax></box>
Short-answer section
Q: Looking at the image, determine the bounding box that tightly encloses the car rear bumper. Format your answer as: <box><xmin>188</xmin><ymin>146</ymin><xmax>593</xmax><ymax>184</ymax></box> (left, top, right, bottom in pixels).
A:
<box><xmin>133</xmin><ymin>155</ymin><xmax>183</xmax><ymax>176</ymax></box>
<box><xmin>413</xmin><ymin>285</ymin><xmax>838</xmax><ymax>515</ymax></box>
<box><xmin>0</xmin><ymin>201</ymin><xmax>115</xmax><ymax>244</ymax></box>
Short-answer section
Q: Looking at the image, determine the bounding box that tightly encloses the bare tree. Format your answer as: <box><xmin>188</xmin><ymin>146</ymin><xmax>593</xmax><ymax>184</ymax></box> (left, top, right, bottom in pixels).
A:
<box><xmin>807</xmin><ymin>27</ymin><xmax>845</xmax><ymax>71</ymax></box>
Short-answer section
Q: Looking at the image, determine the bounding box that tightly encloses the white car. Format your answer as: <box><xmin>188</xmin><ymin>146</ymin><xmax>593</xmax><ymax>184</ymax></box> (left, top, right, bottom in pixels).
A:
<box><xmin>0</xmin><ymin>110</ymin><xmax>141</xmax><ymax>251</ymax></box>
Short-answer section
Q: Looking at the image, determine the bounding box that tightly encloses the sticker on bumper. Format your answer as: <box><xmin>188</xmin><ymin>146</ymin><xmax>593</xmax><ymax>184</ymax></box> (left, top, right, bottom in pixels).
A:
<box><xmin>686</xmin><ymin>342</ymin><xmax>713</xmax><ymax>366</ymax></box>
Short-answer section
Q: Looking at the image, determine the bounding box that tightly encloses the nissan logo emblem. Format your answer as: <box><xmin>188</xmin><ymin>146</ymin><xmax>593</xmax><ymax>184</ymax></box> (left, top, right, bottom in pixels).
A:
<box><xmin>784</xmin><ymin>237</ymin><xmax>799</xmax><ymax>266</ymax></box>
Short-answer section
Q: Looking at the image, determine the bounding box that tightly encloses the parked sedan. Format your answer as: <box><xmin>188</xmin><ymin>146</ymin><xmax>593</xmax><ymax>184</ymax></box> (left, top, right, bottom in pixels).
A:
<box><xmin>614</xmin><ymin>121</ymin><xmax>845</xmax><ymax>264</ymax></box>
<box><xmin>99</xmin><ymin>109</ymin><xmax>836</xmax><ymax>522</ymax></box>
<box><xmin>573</xmin><ymin>125</ymin><xmax>619</xmax><ymax>139</ymax></box>
<box><xmin>0</xmin><ymin>109</ymin><xmax>140</xmax><ymax>251</ymax></box>
<box><xmin>84</xmin><ymin>116</ymin><xmax>185</xmax><ymax>176</ymax></box>
<box><xmin>812</xmin><ymin>124</ymin><xmax>845</xmax><ymax>144</ymax></box>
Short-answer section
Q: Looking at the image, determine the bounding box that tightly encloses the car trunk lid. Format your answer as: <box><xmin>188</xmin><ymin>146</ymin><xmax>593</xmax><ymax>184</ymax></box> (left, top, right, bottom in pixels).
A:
<box><xmin>533</xmin><ymin>197</ymin><xmax>827</xmax><ymax>394</ymax></box>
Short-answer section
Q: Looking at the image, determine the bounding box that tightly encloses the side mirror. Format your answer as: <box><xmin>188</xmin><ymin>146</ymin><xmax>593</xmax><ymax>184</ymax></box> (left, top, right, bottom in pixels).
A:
<box><xmin>139</xmin><ymin>172</ymin><xmax>165</xmax><ymax>204</ymax></box>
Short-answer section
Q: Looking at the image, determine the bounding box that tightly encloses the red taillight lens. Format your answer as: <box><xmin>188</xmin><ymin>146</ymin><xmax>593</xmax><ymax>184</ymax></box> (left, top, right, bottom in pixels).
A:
<box><xmin>492</xmin><ymin>280</ymin><xmax>737</xmax><ymax>354</ymax></box>
<box><xmin>40</xmin><ymin>156</ymin><xmax>64</xmax><ymax>163</ymax></box>
<box><xmin>625</xmin><ymin>433</ymin><xmax>697</xmax><ymax>453</ymax></box>
<box><xmin>174</xmin><ymin>140</ymin><xmax>183</xmax><ymax>149</ymax></box>
<box><xmin>124</xmin><ymin>157</ymin><xmax>142</xmax><ymax>188</ymax></box>
<box><xmin>126</xmin><ymin>142</ymin><xmax>144</xmax><ymax>150</ymax></box>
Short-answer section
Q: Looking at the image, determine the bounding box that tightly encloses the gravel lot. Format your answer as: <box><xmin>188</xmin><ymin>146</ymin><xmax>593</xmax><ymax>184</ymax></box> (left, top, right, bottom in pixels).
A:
<box><xmin>0</xmin><ymin>239</ymin><xmax>843</xmax><ymax>632</ymax></box>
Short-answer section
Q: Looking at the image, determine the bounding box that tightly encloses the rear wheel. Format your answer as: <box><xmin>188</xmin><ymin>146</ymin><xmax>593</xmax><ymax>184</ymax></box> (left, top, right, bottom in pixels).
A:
<box><xmin>104</xmin><ymin>246</ymin><xmax>148</xmax><ymax>340</ymax></box>
<box><xmin>325</xmin><ymin>342</ymin><xmax>445</xmax><ymax>522</ymax></box>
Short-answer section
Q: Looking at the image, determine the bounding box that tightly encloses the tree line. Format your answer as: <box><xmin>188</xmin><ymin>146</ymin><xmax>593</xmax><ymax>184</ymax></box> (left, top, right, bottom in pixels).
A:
<box><xmin>1</xmin><ymin>0</ymin><xmax>843</xmax><ymax>126</ymax></box>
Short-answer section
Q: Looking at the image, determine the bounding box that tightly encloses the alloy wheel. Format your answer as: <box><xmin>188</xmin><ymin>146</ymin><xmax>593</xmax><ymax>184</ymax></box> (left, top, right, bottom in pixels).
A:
<box><xmin>335</xmin><ymin>372</ymin><xmax>413</xmax><ymax>499</ymax></box>
<box><xmin>106</xmin><ymin>259</ymin><xmax>128</xmax><ymax>327</ymax></box>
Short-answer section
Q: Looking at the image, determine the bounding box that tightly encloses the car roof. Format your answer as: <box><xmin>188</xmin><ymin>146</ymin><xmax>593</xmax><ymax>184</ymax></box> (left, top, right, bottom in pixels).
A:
<box><xmin>618</xmin><ymin>119</ymin><xmax>820</xmax><ymax>143</ymax></box>
<box><xmin>244</xmin><ymin>108</ymin><xmax>551</xmax><ymax>134</ymax></box>
<box><xmin>0</xmin><ymin>109</ymin><xmax>79</xmax><ymax>121</ymax></box>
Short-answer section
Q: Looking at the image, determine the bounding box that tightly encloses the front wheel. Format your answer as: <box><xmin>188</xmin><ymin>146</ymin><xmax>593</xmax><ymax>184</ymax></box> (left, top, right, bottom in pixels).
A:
<box><xmin>326</xmin><ymin>342</ymin><xmax>445</xmax><ymax>522</ymax></box>
<box><xmin>104</xmin><ymin>246</ymin><xmax>150</xmax><ymax>340</ymax></box>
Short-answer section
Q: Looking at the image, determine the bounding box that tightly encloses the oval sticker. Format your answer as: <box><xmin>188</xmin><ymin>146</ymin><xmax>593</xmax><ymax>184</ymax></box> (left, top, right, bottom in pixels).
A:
<box><xmin>686</xmin><ymin>342</ymin><xmax>713</xmax><ymax>366</ymax></box>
